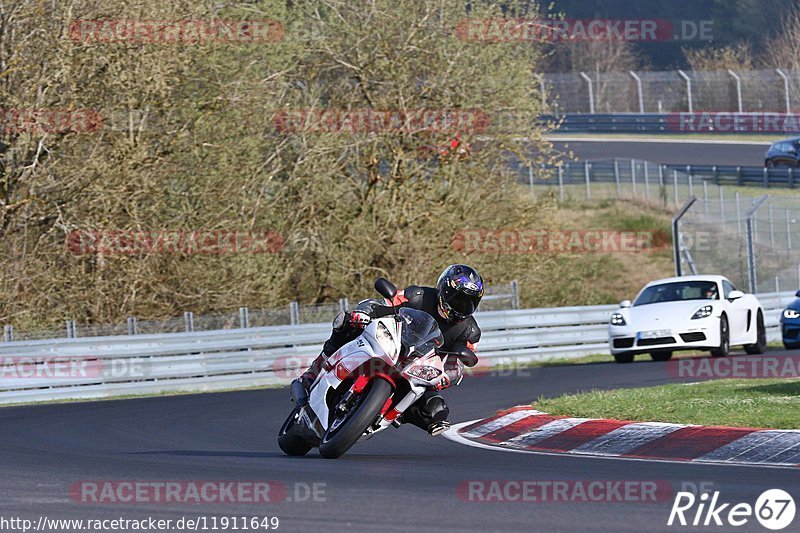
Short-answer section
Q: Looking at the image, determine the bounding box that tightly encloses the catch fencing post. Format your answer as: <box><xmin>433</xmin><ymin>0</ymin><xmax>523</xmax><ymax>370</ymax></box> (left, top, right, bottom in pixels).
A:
<box><xmin>644</xmin><ymin>162</ymin><xmax>650</xmax><ymax>199</ymax></box>
<box><xmin>745</xmin><ymin>195</ymin><xmax>769</xmax><ymax>294</ymax></box>
<box><xmin>703</xmin><ymin>181</ymin><xmax>709</xmax><ymax>217</ymax></box>
<box><xmin>678</xmin><ymin>70</ymin><xmax>693</xmax><ymax>113</ymax></box>
<box><xmin>728</xmin><ymin>70</ymin><xmax>743</xmax><ymax>113</ymax></box>
<box><xmin>736</xmin><ymin>192</ymin><xmax>742</xmax><ymax>234</ymax></box>
<box><xmin>769</xmin><ymin>204</ymin><xmax>775</xmax><ymax>247</ymax></box>
<box><xmin>775</xmin><ymin>276</ymin><xmax>780</xmax><ymax>293</ymax></box>
<box><xmin>719</xmin><ymin>186</ymin><xmax>725</xmax><ymax>223</ymax></box>
<box><xmin>579</xmin><ymin>72</ymin><xmax>595</xmax><ymax>114</ymax></box>
<box><xmin>184</xmin><ymin>311</ymin><xmax>194</xmax><ymax>332</ymax></box>
<box><xmin>614</xmin><ymin>159</ymin><xmax>621</xmax><ymax>196</ymax></box>
<box><xmin>66</xmin><ymin>320</ymin><xmax>76</xmax><ymax>339</ymax></box>
<box><xmin>529</xmin><ymin>166</ymin><xmax>535</xmax><ymax>199</ymax></box>
<box><xmin>557</xmin><ymin>166</ymin><xmax>564</xmax><ymax>202</ymax></box>
<box><xmin>673</xmin><ymin>170</ymin><xmax>679</xmax><ymax>206</ymax></box>
<box><xmin>631</xmin><ymin>159</ymin><xmax>637</xmax><ymax>197</ymax></box>
<box><xmin>239</xmin><ymin>307</ymin><xmax>249</xmax><ymax>328</ymax></box>
<box><xmin>127</xmin><ymin>317</ymin><xmax>137</xmax><ymax>335</ymax></box>
<box><xmin>338</xmin><ymin>298</ymin><xmax>349</xmax><ymax>312</ymax></box>
<box><xmin>630</xmin><ymin>71</ymin><xmax>644</xmax><ymax>113</ymax></box>
<box><xmin>787</xmin><ymin>209</ymin><xmax>793</xmax><ymax>250</ymax></box>
<box><xmin>776</xmin><ymin>69</ymin><xmax>792</xmax><ymax>113</ymax></box>
<box><xmin>672</xmin><ymin>196</ymin><xmax>698</xmax><ymax>277</ymax></box>
<box><xmin>3</xmin><ymin>325</ymin><xmax>12</xmax><ymax>342</ymax></box>
<box><xmin>584</xmin><ymin>161</ymin><xmax>591</xmax><ymax>199</ymax></box>
<box><xmin>290</xmin><ymin>301</ymin><xmax>300</xmax><ymax>325</ymax></box>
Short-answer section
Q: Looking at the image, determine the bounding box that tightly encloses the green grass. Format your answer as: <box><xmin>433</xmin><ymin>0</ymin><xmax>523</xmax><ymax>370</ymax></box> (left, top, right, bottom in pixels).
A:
<box><xmin>534</xmin><ymin>378</ymin><xmax>800</xmax><ymax>429</ymax></box>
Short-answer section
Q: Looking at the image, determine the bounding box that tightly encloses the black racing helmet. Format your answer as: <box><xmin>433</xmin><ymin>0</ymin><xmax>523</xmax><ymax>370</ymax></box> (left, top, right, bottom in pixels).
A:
<box><xmin>436</xmin><ymin>264</ymin><xmax>484</xmax><ymax>323</ymax></box>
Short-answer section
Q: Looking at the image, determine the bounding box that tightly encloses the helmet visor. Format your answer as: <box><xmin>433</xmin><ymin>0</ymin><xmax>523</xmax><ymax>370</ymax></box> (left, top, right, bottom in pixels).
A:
<box><xmin>444</xmin><ymin>291</ymin><xmax>478</xmax><ymax>319</ymax></box>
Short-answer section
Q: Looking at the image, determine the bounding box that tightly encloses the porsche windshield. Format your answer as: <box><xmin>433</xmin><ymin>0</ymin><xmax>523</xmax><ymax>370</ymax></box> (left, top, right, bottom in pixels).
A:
<box><xmin>398</xmin><ymin>308</ymin><xmax>443</xmax><ymax>356</ymax></box>
<box><xmin>634</xmin><ymin>281</ymin><xmax>719</xmax><ymax>306</ymax></box>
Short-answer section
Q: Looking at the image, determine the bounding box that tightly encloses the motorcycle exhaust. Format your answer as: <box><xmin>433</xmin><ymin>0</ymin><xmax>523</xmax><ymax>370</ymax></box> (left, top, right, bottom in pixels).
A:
<box><xmin>291</xmin><ymin>380</ymin><xmax>309</xmax><ymax>407</ymax></box>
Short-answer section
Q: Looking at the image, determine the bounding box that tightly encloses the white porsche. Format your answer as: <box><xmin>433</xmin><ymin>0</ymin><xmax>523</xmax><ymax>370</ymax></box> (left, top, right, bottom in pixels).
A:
<box><xmin>608</xmin><ymin>275</ymin><xmax>766</xmax><ymax>363</ymax></box>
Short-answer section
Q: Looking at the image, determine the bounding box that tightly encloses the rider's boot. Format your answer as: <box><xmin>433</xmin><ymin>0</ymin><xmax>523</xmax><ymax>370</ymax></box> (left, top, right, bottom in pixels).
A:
<box><xmin>290</xmin><ymin>352</ymin><xmax>326</xmax><ymax>407</ymax></box>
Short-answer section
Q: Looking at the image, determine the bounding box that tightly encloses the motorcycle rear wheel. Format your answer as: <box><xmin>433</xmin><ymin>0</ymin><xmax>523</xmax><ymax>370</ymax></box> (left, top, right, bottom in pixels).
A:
<box><xmin>319</xmin><ymin>378</ymin><xmax>393</xmax><ymax>459</ymax></box>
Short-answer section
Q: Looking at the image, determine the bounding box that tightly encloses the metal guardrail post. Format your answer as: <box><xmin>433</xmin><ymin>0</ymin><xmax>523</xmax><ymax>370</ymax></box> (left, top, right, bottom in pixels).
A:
<box><xmin>184</xmin><ymin>311</ymin><xmax>194</xmax><ymax>332</ymax></box>
<box><xmin>763</xmin><ymin>167</ymin><xmax>769</xmax><ymax>188</ymax></box>
<box><xmin>66</xmin><ymin>320</ymin><xmax>76</xmax><ymax>338</ymax></box>
<box><xmin>127</xmin><ymin>317</ymin><xmax>137</xmax><ymax>335</ymax></box>
<box><xmin>703</xmin><ymin>181</ymin><xmax>709</xmax><ymax>217</ymax></box>
<box><xmin>672</xmin><ymin>196</ymin><xmax>697</xmax><ymax>277</ymax></box>
<box><xmin>510</xmin><ymin>280</ymin><xmax>520</xmax><ymax>310</ymax></box>
<box><xmin>719</xmin><ymin>186</ymin><xmax>725</xmax><ymax>223</ymax></box>
<box><xmin>239</xmin><ymin>307</ymin><xmax>249</xmax><ymax>328</ymax></box>
<box><xmin>579</xmin><ymin>72</ymin><xmax>595</xmax><ymax>114</ymax></box>
<box><xmin>745</xmin><ymin>195</ymin><xmax>769</xmax><ymax>294</ymax></box>
<box><xmin>775</xmin><ymin>277</ymin><xmax>780</xmax><ymax>293</ymax></box>
<box><xmin>3</xmin><ymin>325</ymin><xmax>12</xmax><ymax>342</ymax></box>
<box><xmin>290</xmin><ymin>301</ymin><xmax>300</xmax><ymax>325</ymax></box>
<box><xmin>678</xmin><ymin>70</ymin><xmax>693</xmax><ymax>113</ymax></box>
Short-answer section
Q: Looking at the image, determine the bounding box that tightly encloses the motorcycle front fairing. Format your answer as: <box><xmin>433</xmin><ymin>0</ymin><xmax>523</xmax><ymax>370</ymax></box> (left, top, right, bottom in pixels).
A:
<box><xmin>307</xmin><ymin>317</ymin><xmax>401</xmax><ymax>433</ymax></box>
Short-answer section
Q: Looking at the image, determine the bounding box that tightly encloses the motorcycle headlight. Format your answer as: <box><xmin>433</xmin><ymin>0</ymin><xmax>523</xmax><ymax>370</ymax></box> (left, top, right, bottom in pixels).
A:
<box><xmin>406</xmin><ymin>365</ymin><xmax>442</xmax><ymax>381</ymax></box>
<box><xmin>610</xmin><ymin>313</ymin><xmax>626</xmax><ymax>326</ymax></box>
<box><xmin>375</xmin><ymin>322</ymin><xmax>396</xmax><ymax>356</ymax></box>
<box><xmin>784</xmin><ymin>309</ymin><xmax>800</xmax><ymax>320</ymax></box>
<box><xmin>692</xmin><ymin>305</ymin><xmax>713</xmax><ymax>319</ymax></box>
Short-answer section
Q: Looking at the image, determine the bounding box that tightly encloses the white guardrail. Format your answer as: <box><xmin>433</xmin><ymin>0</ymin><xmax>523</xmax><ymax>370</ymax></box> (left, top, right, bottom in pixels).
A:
<box><xmin>0</xmin><ymin>292</ymin><xmax>795</xmax><ymax>405</ymax></box>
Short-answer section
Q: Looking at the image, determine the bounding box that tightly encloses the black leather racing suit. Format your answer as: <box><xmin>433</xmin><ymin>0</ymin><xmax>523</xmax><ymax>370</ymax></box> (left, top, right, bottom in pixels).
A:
<box><xmin>316</xmin><ymin>285</ymin><xmax>481</xmax><ymax>432</ymax></box>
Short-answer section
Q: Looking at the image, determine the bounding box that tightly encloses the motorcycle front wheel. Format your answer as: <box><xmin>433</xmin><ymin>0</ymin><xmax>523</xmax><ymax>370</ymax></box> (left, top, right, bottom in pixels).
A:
<box><xmin>278</xmin><ymin>406</ymin><xmax>313</xmax><ymax>456</ymax></box>
<box><xmin>318</xmin><ymin>378</ymin><xmax>393</xmax><ymax>459</ymax></box>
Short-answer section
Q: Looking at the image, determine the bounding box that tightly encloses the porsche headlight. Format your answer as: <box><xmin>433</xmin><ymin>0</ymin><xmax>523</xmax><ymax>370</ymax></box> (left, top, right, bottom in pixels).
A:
<box><xmin>375</xmin><ymin>322</ymin><xmax>396</xmax><ymax>356</ymax></box>
<box><xmin>784</xmin><ymin>309</ymin><xmax>800</xmax><ymax>320</ymax></box>
<box><xmin>692</xmin><ymin>305</ymin><xmax>713</xmax><ymax>319</ymax></box>
<box><xmin>610</xmin><ymin>313</ymin><xmax>626</xmax><ymax>326</ymax></box>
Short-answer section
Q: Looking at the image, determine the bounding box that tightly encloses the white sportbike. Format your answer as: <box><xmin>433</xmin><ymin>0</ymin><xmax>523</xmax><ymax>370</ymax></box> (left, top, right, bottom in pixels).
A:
<box><xmin>278</xmin><ymin>278</ymin><xmax>473</xmax><ymax>459</ymax></box>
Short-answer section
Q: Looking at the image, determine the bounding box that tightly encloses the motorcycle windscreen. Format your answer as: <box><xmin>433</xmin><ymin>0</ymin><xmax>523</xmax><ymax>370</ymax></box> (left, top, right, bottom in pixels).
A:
<box><xmin>397</xmin><ymin>308</ymin><xmax>443</xmax><ymax>360</ymax></box>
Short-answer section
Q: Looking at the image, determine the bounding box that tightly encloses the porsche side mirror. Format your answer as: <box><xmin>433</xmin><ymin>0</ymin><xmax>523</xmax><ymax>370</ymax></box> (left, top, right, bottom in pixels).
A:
<box><xmin>374</xmin><ymin>278</ymin><xmax>398</xmax><ymax>300</ymax></box>
<box><xmin>728</xmin><ymin>290</ymin><xmax>744</xmax><ymax>301</ymax></box>
<box><xmin>619</xmin><ymin>300</ymin><xmax>632</xmax><ymax>308</ymax></box>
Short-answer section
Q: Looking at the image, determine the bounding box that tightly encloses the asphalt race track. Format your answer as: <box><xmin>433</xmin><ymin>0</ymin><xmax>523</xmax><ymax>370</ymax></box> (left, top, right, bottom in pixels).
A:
<box><xmin>2</xmin><ymin>349</ymin><xmax>798</xmax><ymax>532</ymax></box>
<box><xmin>550</xmin><ymin>139</ymin><xmax>771</xmax><ymax>167</ymax></box>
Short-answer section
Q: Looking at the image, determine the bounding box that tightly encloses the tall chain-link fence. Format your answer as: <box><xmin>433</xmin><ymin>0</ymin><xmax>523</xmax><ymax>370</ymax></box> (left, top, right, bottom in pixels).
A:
<box><xmin>547</xmin><ymin>68</ymin><xmax>800</xmax><ymax>114</ymax></box>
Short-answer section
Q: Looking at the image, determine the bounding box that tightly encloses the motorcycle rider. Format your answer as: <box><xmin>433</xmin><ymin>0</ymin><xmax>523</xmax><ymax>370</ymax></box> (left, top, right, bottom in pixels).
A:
<box><xmin>291</xmin><ymin>264</ymin><xmax>484</xmax><ymax>436</ymax></box>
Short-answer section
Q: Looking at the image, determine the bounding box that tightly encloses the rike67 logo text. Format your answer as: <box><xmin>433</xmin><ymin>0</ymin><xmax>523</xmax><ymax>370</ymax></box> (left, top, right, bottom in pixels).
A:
<box><xmin>668</xmin><ymin>489</ymin><xmax>796</xmax><ymax>530</ymax></box>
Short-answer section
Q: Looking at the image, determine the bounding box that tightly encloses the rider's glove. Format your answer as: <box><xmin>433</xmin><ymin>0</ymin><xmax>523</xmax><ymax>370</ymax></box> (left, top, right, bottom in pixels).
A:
<box><xmin>347</xmin><ymin>310</ymin><xmax>372</xmax><ymax>329</ymax></box>
<box><xmin>332</xmin><ymin>310</ymin><xmax>371</xmax><ymax>332</ymax></box>
<box><xmin>439</xmin><ymin>357</ymin><xmax>464</xmax><ymax>390</ymax></box>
